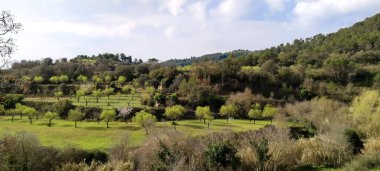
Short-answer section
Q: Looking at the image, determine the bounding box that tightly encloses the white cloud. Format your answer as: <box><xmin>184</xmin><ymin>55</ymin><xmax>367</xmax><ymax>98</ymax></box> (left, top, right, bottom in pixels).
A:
<box><xmin>293</xmin><ymin>0</ymin><xmax>380</xmax><ymax>27</ymax></box>
<box><xmin>265</xmin><ymin>0</ymin><xmax>290</xmax><ymax>12</ymax></box>
<box><xmin>3</xmin><ymin>0</ymin><xmax>380</xmax><ymax>62</ymax></box>
<box><xmin>25</xmin><ymin>20</ymin><xmax>136</xmax><ymax>38</ymax></box>
<box><xmin>165</xmin><ymin>0</ymin><xmax>186</xmax><ymax>16</ymax></box>
<box><xmin>212</xmin><ymin>0</ymin><xmax>252</xmax><ymax>19</ymax></box>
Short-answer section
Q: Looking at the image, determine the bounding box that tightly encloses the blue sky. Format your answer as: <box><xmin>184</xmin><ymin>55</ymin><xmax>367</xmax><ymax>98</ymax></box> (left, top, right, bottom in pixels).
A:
<box><xmin>1</xmin><ymin>0</ymin><xmax>380</xmax><ymax>62</ymax></box>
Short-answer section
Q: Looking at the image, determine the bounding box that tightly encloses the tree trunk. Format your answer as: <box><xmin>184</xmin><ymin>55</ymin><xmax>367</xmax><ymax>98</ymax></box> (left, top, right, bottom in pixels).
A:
<box><xmin>77</xmin><ymin>98</ymin><xmax>80</xmax><ymax>102</ymax></box>
<box><xmin>75</xmin><ymin>121</ymin><xmax>77</xmax><ymax>128</ymax></box>
<box><xmin>203</xmin><ymin>119</ymin><xmax>206</xmax><ymax>124</ymax></box>
<box><xmin>227</xmin><ymin>116</ymin><xmax>229</xmax><ymax>122</ymax></box>
<box><xmin>271</xmin><ymin>119</ymin><xmax>272</xmax><ymax>124</ymax></box>
<box><xmin>97</xmin><ymin>99</ymin><xmax>99</xmax><ymax>103</ymax></box>
<box><xmin>144</xmin><ymin>126</ymin><xmax>148</xmax><ymax>135</ymax></box>
<box><xmin>48</xmin><ymin>119</ymin><xmax>52</xmax><ymax>127</ymax></box>
<box><xmin>107</xmin><ymin>95</ymin><xmax>110</xmax><ymax>100</ymax></box>
<box><xmin>11</xmin><ymin>115</ymin><xmax>14</xmax><ymax>121</ymax></box>
<box><xmin>208</xmin><ymin>122</ymin><xmax>210</xmax><ymax>129</ymax></box>
<box><xmin>106</xmin><ymin>121</ymin><xmax>109</xmax><ymax>128</ymax></box>
<box><xmin>254</xmin><ymin>119</ymin><xmax>256</xmax><ymax>124</ymax></box>
<box><xmin>29</xmin><ymin>118</ymin><xmax>32</xmax><ymax>124</ymax></box>
<box><xmin>86</xmin><ymin>101</ymin><xmax>88</xmax><ymax>106</ymax></box>
<box><xmin>20</xmin><ymin>114</ymin><xmax>23</xmax><ymax>119</ymax></box>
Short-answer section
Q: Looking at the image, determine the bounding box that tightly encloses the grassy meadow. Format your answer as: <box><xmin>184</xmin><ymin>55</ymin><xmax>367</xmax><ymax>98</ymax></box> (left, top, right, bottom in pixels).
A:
<box><xmin>0</xmin><ymin>116</ymin><xmax>271</xmax><ymax>150</ymax></box>
<box><xmin>24</xmin><ymin>94</ymin><xmax>143</xmax><ymax>109</ymax></box>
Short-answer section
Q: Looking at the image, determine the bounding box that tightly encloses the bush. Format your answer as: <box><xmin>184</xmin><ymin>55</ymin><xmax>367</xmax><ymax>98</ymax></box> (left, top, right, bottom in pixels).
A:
<box><xmin>344</xmin><ymin>155</ymin><xmax>380</xmax><ymax>171</ymax></box>
<box><xmin>0</xmin><ymin>94</ymin><xmax>24</xmax><ymax>109</ymax></box>
<box><xmin>205</xmin><ymin>142</ymin><xmax>241</xmax><ymax>170</ymax></box>
<box><xmin>52</xmin><ymin>100</ymin><xmax>74</xmax><ymax>119</ymax></box>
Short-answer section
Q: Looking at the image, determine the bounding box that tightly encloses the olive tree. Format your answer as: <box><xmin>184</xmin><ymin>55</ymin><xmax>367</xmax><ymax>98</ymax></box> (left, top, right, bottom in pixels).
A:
<box><xmin>103</xmin><ymin>87</ymin><xmax>115</xmax><ymax>100</ymax></box>
<box><xmin>195</xmin><ymin>106</ymin><xmax>211</xmax><ymax>124</ymax></box>
<box><xmin>117</xmin><ymin>76</ymin><xmax>126</xmax><ymax>85</ymax></box>
<box><xmin>54</xmin><ymin>91</ymin><xmax>63</xmax><ymax>100</ymax></box>
<box><xmin>92</xmin><ymin>89</ymin><xmax>103</xmax><ymax>103</ymax></box>
<box><xmin>100</xmin><ymin>109</ymin><xmax>116</xmax><ymax>128</ymax></box>
<box><xmin>74</xmin><ymin>90</ymin><xmax>85</xmax><ymax>102</ymax></box>
<box><xmin>262</xmin><ymin>104</ymin><xmax>278</xmax><ymax>124</ymax></box>
<box><xmin>44</xmin><ymin>111</ymin><xmax>59</xmax><ymax>126</ymax></box>
<box><xmin>68</xmin><ymin>109</ymin><xmax>84</xmax><ymax>128</ymax></box>
<box><xmin>164</xmin><ymin>105</ymin><xmax>185</xmax><ymax>130</ymax></box>
<box><xmin>219</xmin><ymin>104</ymin><xmax>238</xmax><ymax>122</ymax></box>
<box><xmin>132</xmin><ymin>110</ymin><xmax>156</xmax><ymax>134</ymax></box>
<box><xmin>5</xmin><ymin>109</ymin><xmax>17</xmax><ymax>121</ymax></box>
<box><xmin>76</xmin><ymin>75</ymin><xmax>88</xmax><ymax>83</ymax></box>
<box><xmin>248</xmin><ymin>103</ymin><xmax>262</xmax><ymax>124</ymax></box>
<box><xmin>24</xmin><ymin>106</ymin><xmax>37</xmax><ymax>124</ymax></box>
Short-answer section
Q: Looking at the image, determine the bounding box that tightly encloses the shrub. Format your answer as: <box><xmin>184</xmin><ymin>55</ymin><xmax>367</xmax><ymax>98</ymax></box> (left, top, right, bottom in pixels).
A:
<box><xmin>0</xmin><ymin>94</ymin><xmax>24</xmax><ymax>109</ymax></box>
<box><xmin>53</xmin><ymin>100</ymin><xmax>74</xmax><ymax>119</ymax></box>
<box><xmin>344</xmin><ymin>155</ymin><xmax>380</xmax><ymax>171</ymax></box>
<box><xmin>205</xmin><ymin>142</ymin><xmax>241</xmax><ymax>170</ymax></box>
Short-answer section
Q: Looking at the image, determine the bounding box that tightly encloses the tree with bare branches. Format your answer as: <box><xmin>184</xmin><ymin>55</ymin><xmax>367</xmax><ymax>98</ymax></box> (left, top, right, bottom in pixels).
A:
<box><xmin>0</xmin><ymin>11</ymin><xmax>22</xmax><ymax>69</ymax></box>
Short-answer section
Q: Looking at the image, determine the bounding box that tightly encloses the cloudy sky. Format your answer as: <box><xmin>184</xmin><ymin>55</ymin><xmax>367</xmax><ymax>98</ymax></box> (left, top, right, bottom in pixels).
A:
<box><xmin>2</xmin><ymin>0</ymin><xmax>380</xmax><ymax>62</ymax></box>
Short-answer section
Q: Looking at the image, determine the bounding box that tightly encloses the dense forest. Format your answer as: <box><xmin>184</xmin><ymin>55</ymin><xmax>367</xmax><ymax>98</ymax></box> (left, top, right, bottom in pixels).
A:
<box><xmin>1</xmin><ymin>13</ymin><xmax>380</xmax><ymax>170</ymax></box>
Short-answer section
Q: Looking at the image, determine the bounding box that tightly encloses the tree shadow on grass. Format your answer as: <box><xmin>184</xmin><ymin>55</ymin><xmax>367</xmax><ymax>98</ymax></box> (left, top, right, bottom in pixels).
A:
<box><xmin>180</xmin><ymin>124</ymin><xmax>205</xmax><ymax>129</ymax></box>
<box><xmin>212</xmin><ymin>123</ymin><xmax>238</xmax><ymax>128</ymax></box>
<box><xmin>61</xmin><ymin>124</ymin><xmax>75</xmax><ymax>127</ymax></box>
<box><xmin>116</xmin><ymin>125</ymin><xmax>141</xmax><ymax>131</ymax></box>
<box><xmin>83</xmin><ymin>126</ymin><xmax>107</xmax><ymax>130</ymax></box>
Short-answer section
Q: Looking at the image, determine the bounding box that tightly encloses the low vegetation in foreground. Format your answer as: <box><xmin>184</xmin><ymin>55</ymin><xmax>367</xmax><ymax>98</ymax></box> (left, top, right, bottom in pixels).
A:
<box><xmin>0</xmin><ymin>116</ymin><xmax>270</xmax><ymax>150</ymax></box>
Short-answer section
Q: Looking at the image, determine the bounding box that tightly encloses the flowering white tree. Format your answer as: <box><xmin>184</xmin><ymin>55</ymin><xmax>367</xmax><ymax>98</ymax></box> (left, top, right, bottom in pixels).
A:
<box><xmin>118</xmin><ymin>107</ymin><xmax>133</xmax><ymax>123</ymax></box>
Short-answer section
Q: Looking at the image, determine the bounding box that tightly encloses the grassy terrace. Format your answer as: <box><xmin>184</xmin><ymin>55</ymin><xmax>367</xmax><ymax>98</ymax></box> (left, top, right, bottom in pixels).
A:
<box><xmin>0</xmin><ymin>116</ymin><xmax>271</xmax><ymax>150</ymax></box>
<box><xmin>24</xmin><ymin>94</ymin><xmax>143</xmax><ymax>109</ymax></box>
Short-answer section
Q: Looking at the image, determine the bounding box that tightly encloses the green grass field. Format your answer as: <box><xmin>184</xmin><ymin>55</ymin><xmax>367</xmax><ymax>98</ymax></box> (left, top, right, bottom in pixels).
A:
<box><xmin>0</xmin><ymin>116</ymin><xmax>270</xmax><ymax>150</ymax></box>
<box><xmin>24</xmin><ymin>94</ymin><xmax>143</xmax><ymax>109</ymax></box>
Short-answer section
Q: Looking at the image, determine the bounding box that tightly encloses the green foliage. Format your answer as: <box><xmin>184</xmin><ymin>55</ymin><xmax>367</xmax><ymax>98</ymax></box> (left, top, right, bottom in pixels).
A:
<box><xmin>16</xmin><ymin>104</ymin><xmax>37</xmax><ymax>124</ymax></box>
<box><xmin>100</xmin><ymin>109</ymin><xmax>116</xmax><ymax>128</ymax></box>
<box><xmin>54</xmin><ymin>91</ymin><xmax>63</xmax><ymax>100</ymax></box>
<box><xmin>1</xmin><ymin>94</ymin><xmax>24</xmax><ymax>109</ymax></box>
<box><xmin>50</xmin><ymin>75</ymin><xmax>69</xmax><ymax>84</ymax></box>
<box><xmin>121</xmin><ymin>85</ymin><xmax>131</xmax><ymax>94</ymax></box>
<box><xmin>68</xmin><ymin>109</ymin><xmax>85</xmax><ymax>128</ymax></box>
<box><xmin>92</xmin><ymin>89</ymin><xmax>103</xmax><ymax>102</ymax></box>
<box><xmin>104</xmin><ymin>75</ymin><xmax>112</xmax><ymax>83</ymax></box>
<box><xmin>92</xmin><ymin>75</ymin><xmax>103</xmax><ymax>83</ymax></box>
<box><xmin>164</xmin><ymin>105</ymin><xmax>185</xmax><ymax>121</ymax></box>
<box><xmin>205</xmin><ymin>142</ymin><xmax>241</xmax><ymax>170</ymax></box>
<box><xmin>75</xmin><ymin>90</ymin><xmax>85</xmax><ymax>102</ymax></box>
<box><xmin>0</xmin><ymin>105</ymin><xmax>5</xmax><ymax>115</ymax></box>
<box><xmin>251</xmin><ymin>138</ymin><xmax>271</xmax><ymax>170</ymax></box>
<box><xmin>103</xmin><ymin>88</ymin><xmax>115</xmax><ymax>99</ymax></box>
<box><xmin>195</xmin><ymin>106</ymin><xmax>211</xmax><ymax>120</ymax></box>
<box><xmin>44</xmin><ymin>111</ymin><xmax>59</xmax><ymax>126</ymax></box>
<box><xmin>53</xmin><ymin>100</ymin><xmax>74</xmax><ymax>119</ymax></box>
<box><xmin>117</xmin><ymin>76</ymin><xmax>126</xmax><ymax>85</ymax></box>
<box><xmin>219</xmin><ymin>104</ymin><xmax>238</xmax><ymax>120</ymax></box>
<box><xmin>33</xmin><ymin>75</ymin><xmax>44</xmax><ymax>83</ymax></box>
<box><xmin>351</xmin><ymin>90</ymin><xmax>380</xmax><ymax>138</ymax></box>
<box><xmin>262</xmin><ymin>104</ymin><xmax>278</xmax><ymax>121</ymax></box>
<box><xmin>132</xmin><ymin>110</ymin><xmax>156</xmax><ymax>134</ymax></box>
<box><xmin>248</xmin><ymin>103</ymin><xmax>262</xmax><ymax>122</ymax></box>
<box><xmin>77</xmin><ymin>75</ymin><xmax>88</xmax><ymax>82</ymax></box>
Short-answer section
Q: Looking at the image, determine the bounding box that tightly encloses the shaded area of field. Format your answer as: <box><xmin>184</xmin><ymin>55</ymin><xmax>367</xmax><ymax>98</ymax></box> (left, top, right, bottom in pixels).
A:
<box><xmin>0</xmin><ymin>116</ymin><xmax>270</xmax><ymax>150</ymax></box>
<box><xmin>24</xmin><ymin>94</ymin><xmax>142</xmax><ymax>109</ymax></box>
